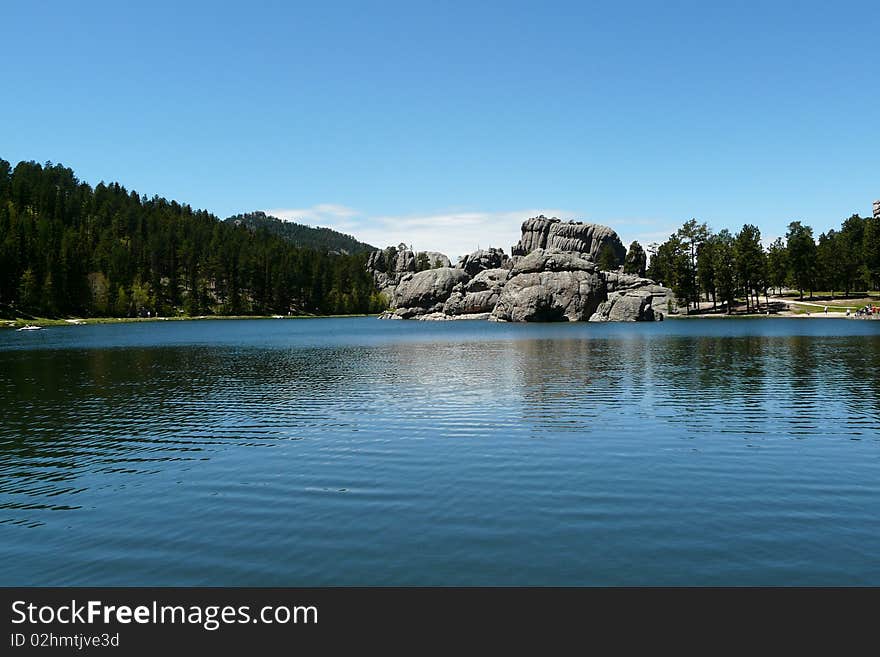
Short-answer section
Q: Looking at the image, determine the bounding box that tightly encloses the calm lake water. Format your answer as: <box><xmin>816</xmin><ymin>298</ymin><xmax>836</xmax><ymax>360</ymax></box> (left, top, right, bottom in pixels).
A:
<box><xmin>1</xmin><ymin>317</ymin><xmax>879</xmax><ymax>585</ymax></box>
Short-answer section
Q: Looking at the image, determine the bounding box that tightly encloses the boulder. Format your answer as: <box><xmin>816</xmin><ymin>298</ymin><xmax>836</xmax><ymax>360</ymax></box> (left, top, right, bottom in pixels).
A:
<box><xmin>442</xmin><ymin>289</ymin><xmax>483</xmax><ymax>313</ymax></box>
<box><xmin>440</xmin><ymin>268</ymin><xmax>510</xmax><ymax>317</ymax></box>
<box><xmin>603</xmin><ymin>271</ymin><xmax>656</xmax><ymax>292</ymax></box>
<box><xmin>465</xmin><ymin>268</ymin><xmax>509</xmax><ymax>292</ymax></box>
<box><xmin>589</xmin><ymin>273</ymin><xmax>674</xmax><ymax>321</ymax></box>
<box><xmin>377</xmin><ymin>310</ymin><xmax>403</xmax><ymax>320</ymax></box>
<box><xmin>491</xmin><ymin>269</ymin><xmax>605</xmax><ymax>322</ymax></box>
<box><xmin>457</xmin><ymin>248</ymin><xmax>508</xmax><ymax>276</ymax></box>
<box><xmin>594</xmin><ymin>271</ymin><xmax>675</xmax><ymax>319</ymax></box>
<box><xmin>390</xmin><ymin>267</ymin><xmax>470</xmax><ymax>317</ymax></box>
<box><xmin>589</xmin><ymin>291</ymin><xmax>656</xmax><ymax>322</ymax></box>
<box><xmin>443</xmin><ymin>289</ymin><xmax>498</xmax><ymax>316</ymax></box>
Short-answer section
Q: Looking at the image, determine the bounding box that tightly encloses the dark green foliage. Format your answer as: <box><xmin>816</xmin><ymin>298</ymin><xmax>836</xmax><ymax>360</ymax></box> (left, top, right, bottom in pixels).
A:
<box><xmin>766</xmin><ymin>237</ymin><xmax>788</xmax><ymax>295</ymax></box>
<box><xmin>786</xmin><ymin>221</ymin><xmax>817</xmax><ymax>299</ymax></box>
<box><xmin>676</xmin><ymin>219</ymin><xmax>710</xmax><ymax>311</ymax></box>
<box><xmin>648</xmin><ymin>211</ymin><xmax>876</xmax><ymax>313</ymax></box>
<box><xmin>597</xmin><ymin>244</ymin><xmax>619</xmax><ymax>271</ymax></box>
<box><xmin>225</xmin><ymin>211</ymin><xmax>376</xmax><ymax>254</ymax></box>
<box><xmin>813</xmin><ymin>215</ymin><xmax>873</xmax><ymax>297</ymax></box>
<box><xmin>733</xmin><ymin>224</ymin><xmax>766</xmax><ymax>311</ymax></box>
<box><xmin>647</xmin><ymin>234</ymin><xmax>692</xmax><ymax>309</ymax></box>
<box><xmin>647</xmin><ymin>221</ymin><xmax>710</xmax><ymax>312</ymax></box>
<box><xmin>837</xmin><ymin>215</ymin><xmax>866</xmax><ymax>296</ymax></box>
<box><xmin>0</xmin><ymin>159</ymin><xmax>385</xmax><ymax>318</ymax></box>
<box><xmin>864</xmin><ymin>214</ymin><xmax>880</xmax><ymax>290</ymax></box>
<box><xmin>696</xmin><ymin>236</ymin><xmax>717</xmax><ymax>309</ymax></box>
<box><xmin>816</xmin><ymin>230</ymin><xmax>843</xmax><ymax>297</ymax></box>
<box><xmin>623</xmin><ymin>241</ymin><xmax>647</xmax><ymax>277</ymax></box>
<box><xmin>712</xmin><ymin>230</ymin><xmax>736</xmax><ymax>313</ymax></box>
<box><xmin>382</xmin><ymin>245</ymin><xmax>399</xmax><ymax>271</ymax></box>
<box><xmin>646</xmin><ymin>236</ymin><xmax>675</xmax><ymax>285</ymax></box>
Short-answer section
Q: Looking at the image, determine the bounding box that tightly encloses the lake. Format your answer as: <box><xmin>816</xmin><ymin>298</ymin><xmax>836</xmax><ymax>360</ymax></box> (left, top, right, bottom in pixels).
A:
<box><xmin>1</xmin><ymin>317</ymin><xmax>879</xmax><ymax>585</ymax></box>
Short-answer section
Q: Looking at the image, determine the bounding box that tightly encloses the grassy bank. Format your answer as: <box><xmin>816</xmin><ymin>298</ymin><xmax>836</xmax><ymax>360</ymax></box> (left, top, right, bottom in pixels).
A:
<box><xmin>1</xmin><ymin>314</ymin><xmax>375</xmax><ymax>329</ymax></box>
<box><xmin>789</xmin><ymin>304</ymin><xmax>851</xmax><ymax>315</ymax></box>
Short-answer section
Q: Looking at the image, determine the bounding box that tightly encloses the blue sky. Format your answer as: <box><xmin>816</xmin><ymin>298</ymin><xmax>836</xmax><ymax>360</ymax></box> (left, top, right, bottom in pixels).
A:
<box><xmin>2</xmin><ymin>0</ymin><xmax>878</xmax><ymax>258</ymax></box>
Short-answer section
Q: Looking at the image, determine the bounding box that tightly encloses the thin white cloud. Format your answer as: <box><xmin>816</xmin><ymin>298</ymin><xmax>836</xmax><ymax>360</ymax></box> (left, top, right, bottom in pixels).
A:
<box><xmin>618</xmin><ymin>228</ymin><xmax>678</xmax><ymax>249</ymax></box>
<box><xmin>267</xmin><ymin>204</ymin><xmax>360</xmax><ymax>225</ymax></box>
<box><xmin>264</xmin><ymin>204</ymin><xmax>686</xmax><ymax>262</ymax></box>
<box><xmin>360</xmin><ymin>209</ymin><xmax>577</xmax><ymax>261</ymax></box>
<box><xmin>265</xmin><ymin>205</ymin><xmax>576</xmax><ymax>261</ymax></box>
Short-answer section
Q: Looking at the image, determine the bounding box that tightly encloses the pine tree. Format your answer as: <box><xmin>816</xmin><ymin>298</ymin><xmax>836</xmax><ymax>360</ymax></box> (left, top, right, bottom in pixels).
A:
<box><xmin>597</xmin><ymin>244</ymin><xmax>619</xmax><ymax>271</ymax></box>
<box><xmin>623</xmin><ymin>241</ymin><xmax>647</xmax><ymax>277</ymax></box>
<box><xmin>712</xmin><ymin>230</ymin><xmax>736</xmax><ymax>314</ymax></box>
<box><xmin>766</xmin><ymin>238</ymin><xmax>788</xmax><ymax>295</ymax></box>
<box><xmin>734</xmin><ymin>224</ymin><xmax>765</xmax><ymax>312</ymax></box>
<box><xmin>786</xmin><ymin>221</ymin><xmax>817</xmax><ymax>299</ymax></box>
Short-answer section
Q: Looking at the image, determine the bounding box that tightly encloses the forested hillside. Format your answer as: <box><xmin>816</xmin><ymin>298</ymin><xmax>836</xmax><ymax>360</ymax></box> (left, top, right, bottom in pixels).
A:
<box><xmin>0</xmin><ymin>159</ymin><xmax>387</xmax><ymax>318</ymax></box>
<box><xmin>226</xmin><ymin>211</ymin><xmax>375</xmax><ymax>254</ymax></box>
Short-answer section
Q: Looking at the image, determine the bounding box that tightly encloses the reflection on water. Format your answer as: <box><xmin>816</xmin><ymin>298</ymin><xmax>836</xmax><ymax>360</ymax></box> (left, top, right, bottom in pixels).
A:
<box><xmin>1</xmin><ymin>318</ymin><xmax>879</xmax><ymax>584</ymax></box>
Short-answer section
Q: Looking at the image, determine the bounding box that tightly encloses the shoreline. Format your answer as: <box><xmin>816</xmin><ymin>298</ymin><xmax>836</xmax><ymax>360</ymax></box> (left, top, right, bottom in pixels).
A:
<box><xmin>1</xmin><ymin>313</ymin><xmax>376</xmax><ymax>329</ymax></box>
<box><xmin>5</xmin><ymin>312</ymin><xmax>878</xmax><ymax>329</ymax></box>
<box><xmin>669</xmin><ymin>312</ymin><xmax>869</xmax><ymax>320</ymax></box>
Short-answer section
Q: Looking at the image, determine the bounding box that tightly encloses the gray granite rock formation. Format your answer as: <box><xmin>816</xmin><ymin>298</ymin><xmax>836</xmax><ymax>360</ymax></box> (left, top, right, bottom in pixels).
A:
<box><xmin>443</xmin><ymin>268</ymin><xmax>510</xmax><ymax>317</ymax></box>
<box><xmin>366</xmin><ymin>245</ymin><xmax>452</xmax><ymax>300</ymax></box>
<box><xmin>371</xmin><ymin>220</ymin><xmax>674</xmax><ymax>322</ymax></box>
<box><xmin>490</xmin><ymin>250</ymin><xmax>605</xmax><ymax>322</ymax></box>
<box><xmin>457</xmin><ymin>248</ymin><xmax>510</xmax><ymax>276</ymax></box>
<box><xmin>511</xmin><ymin>216</ymin><xmax>626</xmax><ymax>266</ymax></box>
<box><xmin>597</xmin><ymin>272</ymin><xmax>675</xmax><ymax>320</ymax></box>
<box><xmin>383</xmin><ymin>267</ymin><xmax>469</xmax><ymax>318</ymax></box>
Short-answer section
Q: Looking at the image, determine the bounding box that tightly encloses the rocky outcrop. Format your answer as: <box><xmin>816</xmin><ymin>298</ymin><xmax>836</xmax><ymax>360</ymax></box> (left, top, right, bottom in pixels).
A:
<box><xmin>383</xmin><ymin>267</ymin><xmax>470</xmax><ymax>318</ymax></box>
<box><xmin>510</xmin><ymin>216</ymin><xmax>555</xmax><ymax>255</ymax></box>
<box><xmin>443</xmin><ymin>268</ymin><xmax>509</xmax><ymax>317</ymax></box>
<box><xmin>593</xmin><ymin>272</ymin><xmax>675</xmax><ymax>321</ymax></box>
<box><xmin>366</xmin><ymin>244</ymin><xmax>452</xmax><ymax>300</ymax></box>
<box><xmin>365</xmin><ymin>244</ymin><xmax>412</xmax><ymax>298</ymax></box>
<box><xmin>590</xmin><ymin>291</ymin><xmax>656</xmax><ymax>322</ymax></box>
<box><xmin>422</xmin><ymin>252</ymin><xmax>452</xmax><ymax>269</ymax></box>
<box><xmin>371</xmin><ymin>218</ymin><xmax>675</xmax><ymax>322</ymax></box>
<box><xmin>489</xmin><ymin>271</ymin><xmax>604</xmax><ymax>322</ymax></box>
<box><xmin>511</xmin><ymin>216</ymin><xmax>626</xmax><ymax>266</ymax></box>
<box><xmin>457</xmin><ymin>248</ymin><xmax>510</xmax><ymax>276</ymax></box>
<box><xmin>490</xmin><ymin>250</ymin><xmax>605</xmax><ymax>322</ymax></box>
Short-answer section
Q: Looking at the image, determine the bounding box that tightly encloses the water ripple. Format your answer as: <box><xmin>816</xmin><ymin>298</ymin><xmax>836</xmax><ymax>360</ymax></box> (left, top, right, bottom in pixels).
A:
<box><xmin>1</xmin><ymin>318</ymin><xmax>879</xmax><ymax>584</ymax></box>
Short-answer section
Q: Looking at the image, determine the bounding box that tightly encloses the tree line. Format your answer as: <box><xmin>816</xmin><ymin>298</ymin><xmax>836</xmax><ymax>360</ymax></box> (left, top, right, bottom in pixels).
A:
<box><xmin>630</xmin><ymin>213</ymin><xmax>880</xmax><ymax>313</ymax></box>
<box><xmin>0</xmin><ymin>159</ymin><xmax>388</xmax><ymax>318</ymax></box>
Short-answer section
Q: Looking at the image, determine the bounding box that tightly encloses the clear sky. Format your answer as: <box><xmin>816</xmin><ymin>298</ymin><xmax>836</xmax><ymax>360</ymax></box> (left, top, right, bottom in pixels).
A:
<box><xmin>2</xmin><ymin>0</ymin><xmax>878</xmax><ymax>259</ymax></box>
